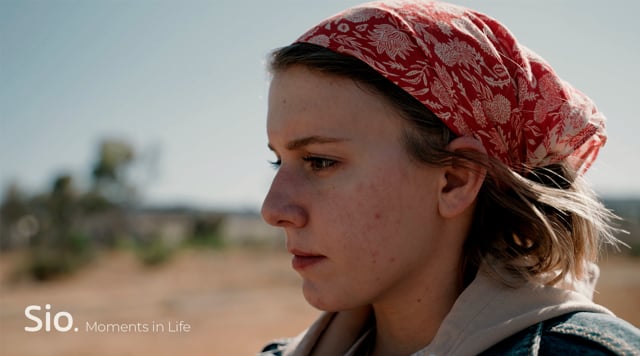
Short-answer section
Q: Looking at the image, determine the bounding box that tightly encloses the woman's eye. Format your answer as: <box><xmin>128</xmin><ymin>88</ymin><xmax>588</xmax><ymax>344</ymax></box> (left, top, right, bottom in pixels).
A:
<box><xmin>303</xmin><ymin>156</ymin><xmax>337</xmax><ymax>171</ymax></box>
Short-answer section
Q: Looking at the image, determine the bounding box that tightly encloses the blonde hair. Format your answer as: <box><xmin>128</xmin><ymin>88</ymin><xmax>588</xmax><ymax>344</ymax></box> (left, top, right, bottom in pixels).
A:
<box><xmin>463</xmin><ymin>158</ymin><xmax>621</xmax><ymax>286</ymax></box>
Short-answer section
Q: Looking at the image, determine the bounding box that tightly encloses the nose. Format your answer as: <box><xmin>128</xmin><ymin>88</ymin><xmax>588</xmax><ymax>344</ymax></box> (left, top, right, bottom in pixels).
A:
<box><xmin>261</xmin><ymin>170</ymin><xmax>308</xmax><ymax>228</ymax></box>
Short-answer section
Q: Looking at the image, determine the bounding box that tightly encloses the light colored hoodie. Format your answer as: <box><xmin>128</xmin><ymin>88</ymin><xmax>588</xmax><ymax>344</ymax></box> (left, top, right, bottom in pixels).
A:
<box><xmin>276</xmin><ymin>263</ymin><xmax>614</xmax><ymax>356</ymax></box>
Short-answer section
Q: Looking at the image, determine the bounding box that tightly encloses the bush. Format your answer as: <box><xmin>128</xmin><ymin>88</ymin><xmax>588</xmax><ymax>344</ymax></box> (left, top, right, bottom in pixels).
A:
<box><xmin>184</xmin><ymin>232</ymin><xmax>225</xmax><ymax>249</ymax></box>
<box><xmin>26</xmin><ymin>232</ymin><xmax>94</xmax><ymax>281</ymax></box>
<box><xmin>136</xmin><ymin>238</ymin><xmax>175</xmax><ymax>266</ymax></box>
<box><xmin>629</xmin><ymin>243</ymin><xmax>640</xmax><ymax>258</ymax></box>
<box><xmin>184</xmin><ymin>215</ymin><xmax>225</xmax><ymax>249</ymax></box>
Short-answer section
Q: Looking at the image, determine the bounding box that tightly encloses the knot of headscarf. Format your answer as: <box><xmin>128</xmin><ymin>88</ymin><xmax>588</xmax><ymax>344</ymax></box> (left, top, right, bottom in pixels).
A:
<box><xmin>296</xmin><ymin>0</ymin><xmax>606</xmax><ymax>174</ymax></box>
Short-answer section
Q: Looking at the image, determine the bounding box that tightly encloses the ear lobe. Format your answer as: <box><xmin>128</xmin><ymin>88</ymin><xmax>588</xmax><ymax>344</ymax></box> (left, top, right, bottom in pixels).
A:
<box><xmin>438</xmin><ymin>137</ymin><xmax>487</xmax><ymax>219</ymax></box>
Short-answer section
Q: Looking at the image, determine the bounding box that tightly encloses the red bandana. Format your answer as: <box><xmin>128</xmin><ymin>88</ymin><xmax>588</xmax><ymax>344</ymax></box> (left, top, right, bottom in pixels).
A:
<box><xmin>296</xmin><ymin>1</ymin><xmax>606</xmax><ymax>174</ymax></box>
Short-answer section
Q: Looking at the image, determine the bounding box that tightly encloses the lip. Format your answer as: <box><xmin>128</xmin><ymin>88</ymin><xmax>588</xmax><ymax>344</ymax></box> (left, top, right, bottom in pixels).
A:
<box><xmin>289</xmin><ymin>249</ymin><xmax>326</xmax><ymax>271</ymax></box>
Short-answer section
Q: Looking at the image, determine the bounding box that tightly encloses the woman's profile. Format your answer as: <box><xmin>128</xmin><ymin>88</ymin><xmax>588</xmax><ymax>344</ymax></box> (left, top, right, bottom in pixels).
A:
<box><xmin>259</xmin><ymin>1</ymin><xmax>640</xmax><ymax>355</ymax></box>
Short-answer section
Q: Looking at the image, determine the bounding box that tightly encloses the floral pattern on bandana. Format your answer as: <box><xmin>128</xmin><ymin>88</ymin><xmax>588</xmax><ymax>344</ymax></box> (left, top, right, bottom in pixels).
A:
<box><xmin>296</xmin><ymin>0</ymin><xmax>606</xmax><ymax>174</ymax></box>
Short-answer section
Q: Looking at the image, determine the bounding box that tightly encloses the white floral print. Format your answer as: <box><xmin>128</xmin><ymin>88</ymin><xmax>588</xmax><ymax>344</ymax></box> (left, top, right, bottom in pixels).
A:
<box><xmin>368</xmin><ymin>24</ymin><xmax>415</xmax><ymax>60</ymax></box>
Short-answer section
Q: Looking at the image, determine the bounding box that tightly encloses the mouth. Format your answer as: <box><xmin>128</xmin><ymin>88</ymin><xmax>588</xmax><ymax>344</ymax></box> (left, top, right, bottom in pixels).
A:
<box><xmin>289</xmin><ymin>249</ymin><xmax>327</xmax><ymax>271</ymax></box>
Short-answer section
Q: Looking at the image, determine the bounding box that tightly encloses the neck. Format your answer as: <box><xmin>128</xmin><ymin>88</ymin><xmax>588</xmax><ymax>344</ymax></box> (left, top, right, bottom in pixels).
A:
<box><xmin>370</xmin><ymin>260</ymin><xmax>464</xmax><ymax>356</ymax></box>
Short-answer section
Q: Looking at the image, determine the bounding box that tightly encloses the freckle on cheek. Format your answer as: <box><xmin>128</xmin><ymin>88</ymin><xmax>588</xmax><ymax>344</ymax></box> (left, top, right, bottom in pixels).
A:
<box><xmin>374</xmin><ymin>213</ymin><xmax>381</xmax><ymax>220</ymax></box>
<box><xmin>388</xmin><ymin>257</ymin><xmax>396</xmax><ymax>263</ymax></box>
<box><xmin>371</xmin><ymin>250</ymin><xmax>379</xmax><ymax>264</ymax></box>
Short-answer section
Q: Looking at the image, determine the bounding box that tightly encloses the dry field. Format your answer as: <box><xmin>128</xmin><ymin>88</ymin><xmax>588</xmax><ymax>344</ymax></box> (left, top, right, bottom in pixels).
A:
<box><xmin>0</xmin><ymin>248</ymin><xmax>638</xmax><ymax>356</ymax></box>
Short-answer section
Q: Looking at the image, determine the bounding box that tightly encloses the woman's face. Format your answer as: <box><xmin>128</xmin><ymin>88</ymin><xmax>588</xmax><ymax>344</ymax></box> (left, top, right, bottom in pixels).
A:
<box><xmin>262</xmin><ymin>65</ymin><xmax>453</xmax><ymax>311</ymax></box>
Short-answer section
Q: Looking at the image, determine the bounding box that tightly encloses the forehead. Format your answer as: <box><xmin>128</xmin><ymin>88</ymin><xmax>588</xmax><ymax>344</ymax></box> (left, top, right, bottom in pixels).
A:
<box><xmin>267</xmin><ymin>65</ymin><xmax>404</xmax><ymax>140</ymax></box>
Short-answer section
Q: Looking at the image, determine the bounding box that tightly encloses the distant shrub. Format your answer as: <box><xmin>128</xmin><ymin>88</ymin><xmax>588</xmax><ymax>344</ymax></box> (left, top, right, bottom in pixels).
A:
<box><xmin>25</xmin><ymin>232</ymin><xmax>94</xmax><ymax>281</ymax></box>
<box><xmin>629</xmin><ymin>243</ymin><xmax>640</xmax><ymax>258</ymax></box>
<box><xmin>184</xmin><ymin>216</ymin><xmax>225</xmax><ymax>249</ymax></box>
<box><xmin>136</xmin><ymin>237</ymin><xmax>175</xmax><ymax>266</ymax></box>
<box><xmin>28</xmin><ymin>250</ymin><xmax>74</xmax><ymax>281</ymax></box>
<box><xmin>185</xmin><ymin>232</ymin><xmax>225</xmax><ymax>249</ymax></box>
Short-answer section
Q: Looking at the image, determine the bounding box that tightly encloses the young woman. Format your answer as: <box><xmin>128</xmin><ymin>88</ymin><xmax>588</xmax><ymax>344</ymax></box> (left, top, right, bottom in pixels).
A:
<box><xmin>259</xmin><ymin>1</ymin><xmax>640</xmax><ymax>355</ymax></box>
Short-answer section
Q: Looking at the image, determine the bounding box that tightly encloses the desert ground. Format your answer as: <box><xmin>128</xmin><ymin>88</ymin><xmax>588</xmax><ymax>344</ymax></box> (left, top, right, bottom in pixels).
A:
<box><xmin>0</xmin><ymin>248</ymin><xmax>638</xmax><ymax>356</ymax></box>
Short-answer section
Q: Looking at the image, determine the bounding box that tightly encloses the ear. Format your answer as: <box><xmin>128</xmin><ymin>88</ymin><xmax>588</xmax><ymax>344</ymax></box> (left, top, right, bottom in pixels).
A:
<box><xmin>438</xmin><ymin>136</ymin><xmax>487</xmax><ymax>219</ymax></box>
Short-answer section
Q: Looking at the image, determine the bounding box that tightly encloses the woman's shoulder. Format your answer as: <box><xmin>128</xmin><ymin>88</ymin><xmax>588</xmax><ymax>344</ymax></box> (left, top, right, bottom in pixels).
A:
<box><xmin>258</xmin><ymin>312</ymin><xmax>640</xmax><ymax>355</ymax></box>
<box><xmin>481</xmin><ymin>311</ymin><xmax>640</xmax><ymax>355</ymax></box>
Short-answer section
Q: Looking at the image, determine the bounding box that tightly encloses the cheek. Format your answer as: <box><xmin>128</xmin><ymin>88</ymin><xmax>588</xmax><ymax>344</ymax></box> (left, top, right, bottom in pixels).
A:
<box><xmin>335</xmin><ymin>180</ymin><xmax>404</xmax><ymax>259</ymax></box>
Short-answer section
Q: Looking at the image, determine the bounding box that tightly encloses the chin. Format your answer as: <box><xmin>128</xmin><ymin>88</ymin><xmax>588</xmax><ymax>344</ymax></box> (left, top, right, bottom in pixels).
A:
<box><xmin>303</xmin><ymin>288</ymin><xmax>332</xmax><ymax>311</ymax></box>
<box><xmin>302</xmin><ymin>283</ymin><xmax>360</xmax><ymax>312</ymax></box>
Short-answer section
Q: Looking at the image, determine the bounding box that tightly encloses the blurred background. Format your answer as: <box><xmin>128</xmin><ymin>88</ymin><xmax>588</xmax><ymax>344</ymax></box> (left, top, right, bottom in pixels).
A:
<box><xmin>1</xmin><ymin>0</ymin><xmax>639</xmax><ymax>355</ymax></box>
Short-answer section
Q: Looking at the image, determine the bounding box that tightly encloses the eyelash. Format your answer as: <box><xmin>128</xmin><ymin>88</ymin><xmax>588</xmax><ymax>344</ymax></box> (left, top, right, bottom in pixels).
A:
<box><xmin>268</xmin><ymin>156</ymin><xmax>338</xmax><ymax>172</ymax></box>
<box><xmin>303</xmin><ymin>155</ymin><xmax>338</xmax><ymax>171</ymax></box>
<box><xmin>269</xmin><ymin>158</ymin><xmax>281</xmax><ymax>170</ymax></box>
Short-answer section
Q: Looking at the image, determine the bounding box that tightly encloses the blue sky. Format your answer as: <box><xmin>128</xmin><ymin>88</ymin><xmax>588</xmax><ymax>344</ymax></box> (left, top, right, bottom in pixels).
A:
<box><xmin>1</xmin><ymin>0</ymin><xmax>639</xmax><ymax>211</ymax></box>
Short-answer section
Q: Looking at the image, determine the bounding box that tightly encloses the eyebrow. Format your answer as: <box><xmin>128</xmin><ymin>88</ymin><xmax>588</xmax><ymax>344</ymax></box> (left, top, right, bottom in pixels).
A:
<box><xmin>268</xmin><ymin>135</ymin><xmax>349</xmax><ymax>152</ymax></box>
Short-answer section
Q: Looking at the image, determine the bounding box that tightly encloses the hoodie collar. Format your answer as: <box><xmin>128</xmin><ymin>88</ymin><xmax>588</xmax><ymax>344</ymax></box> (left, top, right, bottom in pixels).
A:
<box><xmin>283</xmin><ymin>263</ymin><xmax>613</xmax><ymax>356</ymax></box>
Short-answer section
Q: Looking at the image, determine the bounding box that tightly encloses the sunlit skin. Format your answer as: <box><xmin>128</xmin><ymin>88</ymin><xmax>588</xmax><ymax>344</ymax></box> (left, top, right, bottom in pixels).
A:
<box><xmin>261</xmin><ymin>65</ymin><xmax>486</xmax><ymax>356</ymax></box>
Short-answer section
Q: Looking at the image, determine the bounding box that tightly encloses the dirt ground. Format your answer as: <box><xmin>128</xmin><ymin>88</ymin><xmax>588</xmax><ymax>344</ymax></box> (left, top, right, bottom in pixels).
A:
<box><xmin>0</xmin><ymin>248</ymin><xmax>638</xmax><ymax>356</ymax></box>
